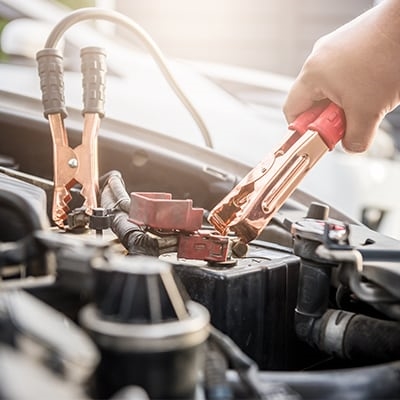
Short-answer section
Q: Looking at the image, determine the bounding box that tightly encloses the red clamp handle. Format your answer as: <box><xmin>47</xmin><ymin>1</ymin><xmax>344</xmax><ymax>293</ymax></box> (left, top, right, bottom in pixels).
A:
<box><xmin>289</xmin><ymin>102</ymin><xmax>346</xmax><ymax>150</ymax></box>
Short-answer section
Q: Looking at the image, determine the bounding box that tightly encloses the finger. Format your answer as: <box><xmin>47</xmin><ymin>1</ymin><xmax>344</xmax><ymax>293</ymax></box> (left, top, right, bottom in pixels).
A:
<box><xmin>341</xmin><ymin>109</ymin><xmax>382</xmax><ymax>153</ymax></box>
<box><xmin>283</xmin><ymin>80</ymin><xmax>324</xmax><ymax>123</ymax></box>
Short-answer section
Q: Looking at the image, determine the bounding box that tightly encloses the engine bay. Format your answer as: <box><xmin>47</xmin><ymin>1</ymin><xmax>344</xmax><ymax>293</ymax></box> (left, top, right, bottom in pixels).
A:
<box><xmin>0</xmin><ymin>7</ymin><xmax>400</xmax><ymax>400</ymax></box>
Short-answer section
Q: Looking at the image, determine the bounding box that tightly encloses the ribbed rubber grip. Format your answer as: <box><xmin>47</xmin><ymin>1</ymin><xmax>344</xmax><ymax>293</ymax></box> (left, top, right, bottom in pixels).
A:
<box><xmin>36</xmin><ymin>48</ymin><xmax>67</xmax><ymax>119</ymax></box>
<box><xmin>309</xmin><ymin>102</ymin><xmax>345</xmax><ymax>150</ymax></box>
<box><xmin>289</xmin><ymin>102</ymin><xmax>345</xmax><ymax>150</ymax></box>
<box><xmin>81</xmin><ymin>47</ymin><xmax>107</xmax><ymax>117</ymax></box>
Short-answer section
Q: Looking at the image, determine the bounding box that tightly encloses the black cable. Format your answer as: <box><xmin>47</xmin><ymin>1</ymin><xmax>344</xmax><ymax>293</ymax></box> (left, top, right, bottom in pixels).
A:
<box><xmin>99</xmin><ymin>171</ymin><xmax>160</xmax><ymax>256</ymax></box>
<box><xmin>208</xmin><ymin>327</ymin><xmax>301</xmax><ymax>400</ymax></box>
<box><xmin>43</xmin><ymin>7</ymin><xmax>213</xmax><ymax>148</ymax></box>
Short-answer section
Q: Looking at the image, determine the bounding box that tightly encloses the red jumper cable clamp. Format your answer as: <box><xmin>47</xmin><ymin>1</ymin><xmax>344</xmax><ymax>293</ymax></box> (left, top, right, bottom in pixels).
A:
<box><xmin>128</xmin><ymin>192</ymin><xmax>230</xmax><ymax>262</ymax></box>
<box><xmin>208</xmin><ymin>102</ymin><xmax>346</xmax><ymax>244</ymax></box>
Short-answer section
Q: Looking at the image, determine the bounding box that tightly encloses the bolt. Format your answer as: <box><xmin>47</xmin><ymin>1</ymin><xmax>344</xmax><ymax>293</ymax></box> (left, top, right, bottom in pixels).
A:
<box><xmin>68</xmin><ymin>158</ymin><xmax>78</xmax><ymax>168</ymax></box>
<box><xmin>90</xmin><ymin>208</ymin><xmax>110</xmax><ymax>238</ymax></box>
<box><xmin>306</xmin><ymin>202</ymin><xmax>329</xmax><ymax>220</ymax></box>
<box><xmin>231</xmin><ymin>240</ymin><xmax>248</xmax><ymax>258</ymax></box>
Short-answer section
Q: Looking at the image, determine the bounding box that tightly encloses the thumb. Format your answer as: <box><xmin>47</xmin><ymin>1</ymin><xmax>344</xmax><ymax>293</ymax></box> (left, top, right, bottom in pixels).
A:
<box><xmin>341</xmin><ymin>108</ymin><xmax>382</xmax><ymax>153</ymax></box>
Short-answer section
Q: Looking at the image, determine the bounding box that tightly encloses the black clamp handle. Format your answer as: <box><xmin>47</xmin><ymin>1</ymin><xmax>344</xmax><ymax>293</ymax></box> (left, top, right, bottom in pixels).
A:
<box><xmin>36</xmin><ymin>48</ymin><xmax>68</xmax><ymax>119</ymax></box>
<box><xmin>80</xmin><ymin>46</ymin><xmax>107</xmax><ymax>117</ymax></box>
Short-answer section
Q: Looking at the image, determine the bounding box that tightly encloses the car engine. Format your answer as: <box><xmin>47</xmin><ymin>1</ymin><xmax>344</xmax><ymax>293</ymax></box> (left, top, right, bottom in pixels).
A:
<box><xmin>0</xmin><ymin>7</ymin><xmax>400</xmax><ymax>400</ymax></box>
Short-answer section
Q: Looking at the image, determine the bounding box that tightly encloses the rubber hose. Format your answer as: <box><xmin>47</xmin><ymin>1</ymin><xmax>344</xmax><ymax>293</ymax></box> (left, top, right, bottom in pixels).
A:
<box><xmin>257</xmin><ymin>360</ymin><xmax>400</xmax><ymax>400</ymax></box>
<box><xmin>343</xmin><ymin>313</ymin><xmax>400</xmax><ymax>363</ymax></box>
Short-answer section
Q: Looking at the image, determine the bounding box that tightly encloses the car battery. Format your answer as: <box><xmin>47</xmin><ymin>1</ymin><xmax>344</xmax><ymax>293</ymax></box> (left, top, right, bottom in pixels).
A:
<box><xmin>161</xmin><ymin>241</ymin><xmax>301</xmax><ymax>370</ymax></box>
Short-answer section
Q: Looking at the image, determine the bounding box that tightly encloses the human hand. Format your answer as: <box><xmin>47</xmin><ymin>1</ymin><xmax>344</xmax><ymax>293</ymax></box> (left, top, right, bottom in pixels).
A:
<box><xmin>283</xmin><ymin>0</ymin><xmax>400</xmax><ymax>153</ymax></box>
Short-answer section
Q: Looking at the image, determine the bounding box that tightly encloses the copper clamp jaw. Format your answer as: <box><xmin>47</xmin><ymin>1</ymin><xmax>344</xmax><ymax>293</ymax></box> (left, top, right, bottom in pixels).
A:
<box><xmin>37</xmin><ymin>47</ymin><xmax>106</xmax><ymax>228</ymax></box>
<box><xmin>208</xmin><ymin>102</ymin><xmax>346</xmax><ymax>244</ymax></box>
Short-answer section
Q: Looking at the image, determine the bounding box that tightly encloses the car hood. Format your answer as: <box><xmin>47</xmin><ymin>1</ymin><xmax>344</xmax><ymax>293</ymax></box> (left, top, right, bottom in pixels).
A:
<box><xmin>0</xmin><ymin>61</ymin><xmax>287</xmax><ymax>166</ymax></box>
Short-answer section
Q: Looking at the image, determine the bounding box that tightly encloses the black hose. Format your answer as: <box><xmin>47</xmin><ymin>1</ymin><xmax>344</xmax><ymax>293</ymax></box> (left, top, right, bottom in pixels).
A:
<box><xmin>308</xmin><ymin>309</ymin><xmax>400</xmax><ymax>364</ymax></box>
<box><xmin>293</xmin><ymin>230</ymin><xmax>400</xmax><ymax>364</ymax></box>
<box><xmin>342</xmin><ymin>313</ymin><xmax>400</xmax><ymax>363</ymax></box>
<box><xmin>257</xmin><ymin>360</ymin><xmax>400</xmax><ymax>400</ymax></box>
<box><xmin>294</xmin><ymin>259</ymin><xmax>332</xmax><ymax>346</ymax></box>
